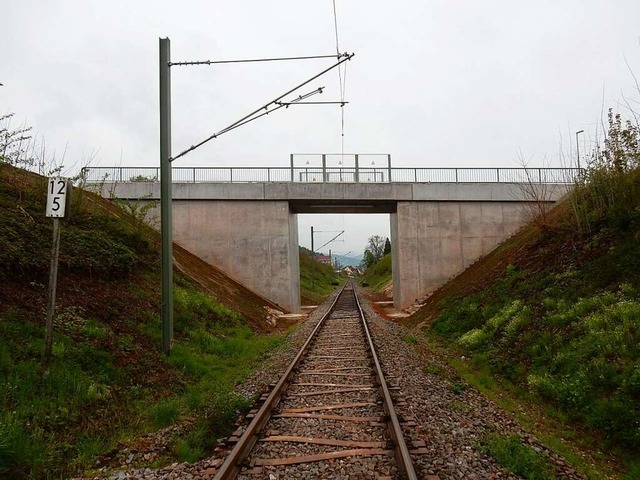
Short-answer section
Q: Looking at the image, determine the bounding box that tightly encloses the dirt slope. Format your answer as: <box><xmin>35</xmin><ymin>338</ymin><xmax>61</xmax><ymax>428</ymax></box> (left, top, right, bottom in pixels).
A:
<box><xmin>1</xmin><ymin>163</ymin><xmax>285</xmax><ymax>332</ymax></box>
<box><xmin>404</xmin><ymin>203</ymin><xmax>578</xmax><ymax>328</ymax></box>
<box><xmin>172</xmin><ymin>243</ymin><xmax>284</xmax><ymax>332</ymax></box>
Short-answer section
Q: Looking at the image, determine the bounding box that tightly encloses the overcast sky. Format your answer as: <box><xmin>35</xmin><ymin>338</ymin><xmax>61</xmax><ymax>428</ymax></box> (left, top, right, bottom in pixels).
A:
<box><xmin>3</xmin><ymin>1</ymin><xmax>640</xmax><ymax>256</ymax></box>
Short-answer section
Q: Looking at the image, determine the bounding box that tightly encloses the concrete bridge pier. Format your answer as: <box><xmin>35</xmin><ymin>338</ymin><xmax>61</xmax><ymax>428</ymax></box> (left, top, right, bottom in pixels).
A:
<box><xmin>171</xmin><ymin>200</ymin><xmax>300</xmax><ymax>312</ymax></box>
<box><xmin>392</xmin><ymin>201</ymin><xmax>533</xmax><ymax>308</ymax></box>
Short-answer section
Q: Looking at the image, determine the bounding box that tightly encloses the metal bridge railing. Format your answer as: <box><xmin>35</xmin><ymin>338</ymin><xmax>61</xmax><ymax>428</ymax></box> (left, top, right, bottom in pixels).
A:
<box><xmin>80</xmin><ymin>166</ymin><xmax>581</xmax><ymax>184</ymax></box>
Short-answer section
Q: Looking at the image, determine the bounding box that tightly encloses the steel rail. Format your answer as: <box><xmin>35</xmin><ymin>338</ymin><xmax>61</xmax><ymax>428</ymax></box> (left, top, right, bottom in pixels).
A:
<box><xmin>213</xmin><ymin>282</ymin><xmax>349</xmax><ymax>480</ymax></box>
<box><xmin>353</xmin><ymin>285</ymin><xmax>419</xmax><ymax>480</ymax></box>
<box><xmin>214</xmin><ymin>281</ymin><xmax>418</xmax><ymax>479</ymax></box>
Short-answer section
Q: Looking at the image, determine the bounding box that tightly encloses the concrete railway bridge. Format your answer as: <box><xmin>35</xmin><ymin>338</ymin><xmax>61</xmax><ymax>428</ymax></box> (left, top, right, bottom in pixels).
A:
<box><xmin>85</xmin><ymin>155</ymin><xmax>576</xmax><ymax>312</ymax></box>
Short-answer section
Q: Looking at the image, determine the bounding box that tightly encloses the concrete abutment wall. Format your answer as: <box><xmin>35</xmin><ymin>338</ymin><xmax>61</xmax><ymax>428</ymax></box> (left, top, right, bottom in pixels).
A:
<box><xmin>170</xmin><ymin>200</ymin><xmax>300</xmax><ymax>312</ymax></box>
<box><xmin>392</xmin><ymin>201</ymin><xmax>532</xmax><ymax>308</ymax></box>
<box><xmin>171</xmin><ymin>199</ymin><xmax>534</xmax><ymax>311</ymax></box>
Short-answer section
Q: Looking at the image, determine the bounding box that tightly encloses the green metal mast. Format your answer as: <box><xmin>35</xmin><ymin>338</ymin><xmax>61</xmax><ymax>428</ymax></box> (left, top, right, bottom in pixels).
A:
<box><xmin>159</xmin><ymin>38</ymin><xmax>173</xmax><ymax>355</ymax></box>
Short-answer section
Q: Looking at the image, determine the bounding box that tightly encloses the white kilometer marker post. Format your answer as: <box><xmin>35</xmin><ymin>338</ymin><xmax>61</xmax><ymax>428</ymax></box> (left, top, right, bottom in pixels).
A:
<box><xmin>44</xmin><ymin>177</ymin><xmax>72</xmax><ymax>370</ymax></box>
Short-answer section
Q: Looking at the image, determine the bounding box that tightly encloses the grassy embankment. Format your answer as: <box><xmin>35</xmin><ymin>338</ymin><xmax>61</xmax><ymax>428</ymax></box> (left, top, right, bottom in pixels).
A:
<box><xmin>408</xmin><ymin>111</ymin><xmax>640</xmax><ymax>479</ymax></box>
<box><xmin>0</xmin><ymin>165</ymin><xmax>288</xmax><ymax>479</ymax></box>
<box><xmin>359</xmin><ymin>253</ymin><xmax>392</xmax><ymax>291</ymax></box>
<box><xmin>298</xmin><ymin>247</ymin><xmax>341</xmax><ymax>305</ymax></box>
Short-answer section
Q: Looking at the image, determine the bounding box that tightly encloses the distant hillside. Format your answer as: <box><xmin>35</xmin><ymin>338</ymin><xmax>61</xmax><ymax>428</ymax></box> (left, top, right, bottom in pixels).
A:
<box><xmin>333</xmin><ymin>253</ymin><xmax>363</xmax><ymax>267</ymax></box>
<box><xmin>298</xmin><ymin>246</ymin><xmax>340</xmax><ymax>305</ymax></box>
<box><xmin>360</xmin><ymin>253</ymin><xmax>392</xmax><ymax>292</ymax></box>
<box><xmin>0</xmin><ymin>164</ymin><xmax>288</xmax><ymax>478</ymax></box>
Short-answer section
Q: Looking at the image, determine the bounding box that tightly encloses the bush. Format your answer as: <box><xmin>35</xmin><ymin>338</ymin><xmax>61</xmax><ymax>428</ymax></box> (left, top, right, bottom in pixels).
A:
<box><xmin>433</xmin><ymin>271</ymin><xmax>640</xmax><ymax>453</ymax></box>
<box><xmin>360</xmin><ymin>253</ymin><xmax>392</xmax><ymax>291</ymax></box>
<box><xmin>458</xmin><ymin>329</ymin><xmax>489</xmax><ymax>350</ymax></box>
<box><xmin>570</xmin><ymin>109</ymin><xmax>640</xmax><ymax>233</ymax></box>
<box><xmin>589</xmin><ymin>398</ymin><xmax>640</xmax><ymax>448</ymax></box>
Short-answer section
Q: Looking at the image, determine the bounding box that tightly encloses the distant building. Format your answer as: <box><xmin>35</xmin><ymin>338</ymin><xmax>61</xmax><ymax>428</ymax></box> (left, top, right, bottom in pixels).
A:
<box><xmin>340</xmin><ymin>265</ymin><xmax>362</xmax><ymax>277</ymax></box>
<box><xmin>314</xmin><ymin>254</ymin><xmax>332</xmax><ymax>265</ymax></box>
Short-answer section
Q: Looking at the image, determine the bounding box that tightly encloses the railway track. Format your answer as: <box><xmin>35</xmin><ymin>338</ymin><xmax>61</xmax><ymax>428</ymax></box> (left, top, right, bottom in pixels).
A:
<box><xmin>214</xmin><ymin>281</ymin><xmax>418</xmax><ymax>479</ymax></box>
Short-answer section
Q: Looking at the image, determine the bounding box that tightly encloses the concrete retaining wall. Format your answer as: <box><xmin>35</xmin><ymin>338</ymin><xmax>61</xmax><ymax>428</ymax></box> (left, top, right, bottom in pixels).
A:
<box><xmin>392</xmin><ymin>201</ymin><xmax>532</xmax><ymax>308</ymax></box>
<box><xmin>169</xmin><ymin>200</ymin><xmax>300</xmax><ymax>312</ymax></box>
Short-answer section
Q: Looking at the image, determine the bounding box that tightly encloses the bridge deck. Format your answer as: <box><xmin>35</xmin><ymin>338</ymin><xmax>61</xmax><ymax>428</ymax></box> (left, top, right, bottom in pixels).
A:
<box><xmin>102</xmin><ymin>181</ymin><xmax>570</xmax><ymax>208</ymax></box>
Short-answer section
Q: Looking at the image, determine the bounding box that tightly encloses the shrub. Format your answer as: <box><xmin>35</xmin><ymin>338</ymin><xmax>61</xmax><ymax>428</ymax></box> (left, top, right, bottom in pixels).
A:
<box><xmin>588</xmin><ymin>398</ymin><xmax>640</xmax><ymax>448</ymax></box>
<box><xmin>458</xmin><ymin>329</ymin><xmax>489</xmax><ymax>350</ymax></box>
<box><xmin>570</xmin><ymin>109</ymin><xmax>640</xmax><ymax>233</ymax></box>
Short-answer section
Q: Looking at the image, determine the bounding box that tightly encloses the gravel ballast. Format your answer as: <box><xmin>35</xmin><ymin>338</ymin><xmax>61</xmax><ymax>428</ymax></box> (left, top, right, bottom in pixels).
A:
<box><xmin>77</xmin><ymin>286</ymin><xmax>584</xmax><ymax>479</ymax></box>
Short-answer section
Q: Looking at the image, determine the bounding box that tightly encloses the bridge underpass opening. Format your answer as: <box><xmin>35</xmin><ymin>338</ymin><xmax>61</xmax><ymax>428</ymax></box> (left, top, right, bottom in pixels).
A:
<box><xmin>101</xmin><ymin>176</ymin><xmax>571</xmax><ymax>313</ymax></box>
<box><xmin>296</xmin><ymin>212</ymin><xmax>392</xmax><ymax>305</ymax></box>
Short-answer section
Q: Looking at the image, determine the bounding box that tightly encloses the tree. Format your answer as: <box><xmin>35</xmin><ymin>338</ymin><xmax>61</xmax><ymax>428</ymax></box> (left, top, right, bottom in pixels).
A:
<box><xmin>365</xmin><ymin>235</ymin><xmax>386</xmax><ymax>263</ymax></box>
<box><xmin>599</xmin><ymin>108</ymin><xmax>640</xmax><ymax>172</ymax></box>
<box><xmin>361</xmin><ymin>249</ymin><xmax>375</xmax><ymax>268</ymax></box>
<box><xmin>383</xmin><ymin>237</ymin><xmax>391</xmax><ymax>256</ymax></box>
<box><xmin>0</xmin><ymin>113</ymin><xmax>35</xmax><ymax>169</ymax></box>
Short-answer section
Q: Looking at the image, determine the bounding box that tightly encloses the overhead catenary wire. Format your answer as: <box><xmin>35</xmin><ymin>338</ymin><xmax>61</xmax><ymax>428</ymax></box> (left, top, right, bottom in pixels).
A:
<box><xmin>169</xmin><ymin>53</ymin><xmax>347</xmax><ymax>67</ymax></box>
<box><xmin>332</xmin><ymin>0</ymin><xmax>341</xmax><ymax>56</ymax></box>
<box><xmin>170</xmin><ymin>53</ymin><xmax>354</xmax><ymax>162</ymax></box>
<box><xmin>276</xmin><ymin>101</ymin><xmax>348</xmax><ymax>106</ymax></box>
<box><xmin>214</xmin><ymin>87</ymin><xmax>325</xmax><ymax>137</ymax></box>
<box><xmin>317</xmin><ymin>230</ymin><xmax>345</xmax><ymax>252</ymax></box>
<box><xmin>210</xmin><ymin>88</ymin><xmax>324</xmax><ymax>139</ymax></box>
<box><xmin>174</xmin><ymin>88</ymin><xmax>323</xmax><ymax>158</ymax></box>
<box><xmin>332</xmin><ymin>0</ymin><xmax>348</xmax><ymax>160</ymax></box>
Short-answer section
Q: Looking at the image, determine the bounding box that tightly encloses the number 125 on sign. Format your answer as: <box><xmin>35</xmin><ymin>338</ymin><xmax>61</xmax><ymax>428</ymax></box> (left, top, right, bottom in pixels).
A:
<box><xmin>46</xmin><ymin>177</ymin><xmax>70</xmax><ymax>218</ymax></box>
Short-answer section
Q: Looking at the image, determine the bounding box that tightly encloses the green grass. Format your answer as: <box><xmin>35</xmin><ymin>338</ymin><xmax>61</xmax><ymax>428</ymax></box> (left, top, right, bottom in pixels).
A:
<box><xmin>623</xmin><ymin>462</ymin><xmax>640</xmax><ymax>480</ymax></box>
<box><xmin>152</xmin><ymin>399</ymin><xmax>183</xmax><ymax>429</ymax></box>
<box><xmin>173</xmin><ymin>437</ymin><xmax>205</xmax><ymax>464</ymax></box>
<box><xmin>0</xmin><ymin>329</ymin><xmax>120</xmax><ymax>477</ymax></box>
<box><xmin>81</xmin><ymin>319</ymin><xmax>111</xmax><ymax>340</ymax></box>
<box><xmin>0</xmin><ymin>303</ymin><xmax>135</xmax><ymax>477</ymax></box>
<box><xmin>401</xmin><ymin>333</ymin><xmax>419</xmax><ymax>344</ymax></box>
<box><xmin>423</xmin><ymin>363</ymin><xmax>444</xmax><ymax>376</ymax></box>
<box><xmin>425</xmin><ymin>214</ymin><xmax>640</xmax><ymax>476</ymax></box>
<box><xmin>432</xmin><ymin>276</ymin><xmax>640</xmax><ymax>451</ymax></box>
<box><xmin>0</xmin><ymin>165</ymin><xmax>290</xmax><ymax>478</ymax></box>
<box><xmin>157</xmin><ymin>286</ymin><xmax>287</xmax><ymax>459</ymax></box>
<box><xmin>0</xmin><ymin>284</ymin><xmax>287</xmax><ymax>479</ymax></box>
<box><xmin>298</xmin><ymin>247</ymin><xmax>341</xmax><ymax>303</ymax></box>
<box><xmin>449</xmin><ymin>380</ymin><xmax>466</xmax><ymax>395</ymax></box>
<box><xmin>481</xmin><ymin>433</ymin><xmax>556</xmax><ymax>480</ymax></box>
<box><xmin>359</xmin><ymin>253</ymin><xmax>392</xmax><ymax>291</ymax></box>
<box><xmin>446</xmin><ymin>353</ymin><xmax>611</xmax><ymax>479</ymax></box>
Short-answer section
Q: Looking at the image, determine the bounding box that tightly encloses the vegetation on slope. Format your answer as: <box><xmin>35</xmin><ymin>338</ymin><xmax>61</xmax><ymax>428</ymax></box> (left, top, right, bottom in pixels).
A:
<box><xmin>298</xmin><ymin>247</ymin><xmax>340</xmax><ymax>305</ymax></box>
<box><xmin>408</xmin><ymin>110</ymin><xmax>640</xmax><ymax>477</ymax></box>
<box><xmin>359</xmin><ymin>235</ymin><xmax>392</xmax><ymax>293</ymax></box>
<box><xmin>360</xmin><ymin>253</ymin><xmax>392</xmax><ymax>291</ymax></box>
<box><xmin>0</xmin><ymin>164</ymin><xmax>287</xmax><ymax>479</ymax></box>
